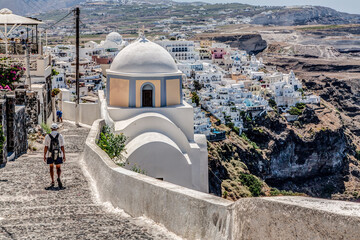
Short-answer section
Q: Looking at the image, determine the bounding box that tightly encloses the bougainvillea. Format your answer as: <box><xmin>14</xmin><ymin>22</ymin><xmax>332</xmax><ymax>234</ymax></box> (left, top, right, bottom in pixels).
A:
<box><xmin>0</xmin><ymin>58</ymin><xmax>25</xmax><ymax>90</ymax></box>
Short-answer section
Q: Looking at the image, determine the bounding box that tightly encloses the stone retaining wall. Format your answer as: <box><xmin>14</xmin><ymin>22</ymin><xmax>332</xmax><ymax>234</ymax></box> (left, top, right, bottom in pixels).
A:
<box><xmin>15</xmin><ymin>89</ymin><xmax>39</xmax><ymax>129</ymax></box>
<box><xmin>0</xmin><ymin>93</ymin><xmax>29</xmax><ymax>166</ymax></box>
<box><xmin>84</xmin><ymin>119</ymin><xmax>360</xmax><ymax>240</ymax></box>
<box><xmin>0</xmin><ymin>99</ymin><xmax>7</xmax><ymax>168</ymax></box>
<box><xmin>14</xmin><ymin>106</ymin><xmax>28</xmax><ymax>158</ymax></box>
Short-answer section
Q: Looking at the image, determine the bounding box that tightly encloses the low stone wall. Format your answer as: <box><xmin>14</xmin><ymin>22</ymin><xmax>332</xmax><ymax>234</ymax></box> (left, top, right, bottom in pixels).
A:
<box><xmin>84</xmin><ymin>119</ymin><xmax>360</xmax><ymax>240</ymax></box>
<box><xmin>232</xmin><ymin>197</ymin><xmax>360</xmax><ymax>240</ymax></box>
<box><xmin>63</xmin><ymin>101</ymin><xmax>100</xmax><ymax>126</ymax></box>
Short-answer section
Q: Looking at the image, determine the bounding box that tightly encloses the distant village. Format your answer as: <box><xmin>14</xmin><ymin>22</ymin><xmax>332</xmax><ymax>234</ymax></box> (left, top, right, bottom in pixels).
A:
<box><xmin>45</xmin><ymin>32</ymin><xmax>321</xmax><ymax>140</ymax></box>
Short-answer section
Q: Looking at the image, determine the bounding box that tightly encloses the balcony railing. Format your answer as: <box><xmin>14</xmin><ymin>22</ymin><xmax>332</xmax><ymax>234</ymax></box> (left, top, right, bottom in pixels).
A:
<box><xmin>0</xmin><ymin>43</ymin><xmax>39</xmax><ymax>55</ymax></box>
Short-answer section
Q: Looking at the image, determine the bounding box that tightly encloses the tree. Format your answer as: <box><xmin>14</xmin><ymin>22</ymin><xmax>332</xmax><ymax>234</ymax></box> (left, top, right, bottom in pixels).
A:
<box><xmin>193</xmin><ymin>80</ymin><xmax>202</xmax><ymax>91</ymax></box>
<box><xmin>191</xmin><ymin>92</ymin><xmax>200</xmax><ymax>106</ymax></box>
<box><xmin>268</xmin><ymin>99</ymin><xmax>277</xmax><ymax>109</ymax></box>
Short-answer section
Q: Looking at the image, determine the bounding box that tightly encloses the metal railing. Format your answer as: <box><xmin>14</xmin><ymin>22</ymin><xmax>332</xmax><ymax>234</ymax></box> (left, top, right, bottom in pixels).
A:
<box><xmin>0</xmin><ymin>43</ymin><xmax>39</xmax><ymax>55</ymax></box>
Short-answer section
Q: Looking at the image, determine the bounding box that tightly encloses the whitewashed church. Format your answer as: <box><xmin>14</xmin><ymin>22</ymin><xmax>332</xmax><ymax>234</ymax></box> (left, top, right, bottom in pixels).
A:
<box><xmin>100</xmin><ymin>37</ymin><xmax>209</xmax><ymax>193</ymax></box>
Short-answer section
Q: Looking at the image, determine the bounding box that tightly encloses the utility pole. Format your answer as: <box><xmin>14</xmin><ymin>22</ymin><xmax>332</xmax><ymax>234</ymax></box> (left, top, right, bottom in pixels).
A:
<box><xmin>75</xmin><ymin>7</ymin><xmax>80</xmax><ymax>126</ymax></box>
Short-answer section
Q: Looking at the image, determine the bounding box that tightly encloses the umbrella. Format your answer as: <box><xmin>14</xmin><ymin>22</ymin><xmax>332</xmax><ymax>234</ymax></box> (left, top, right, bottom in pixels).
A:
<box><xmin>0</xmin><ymin>8</ymin><xmax>43</xmax><ymax>55</ymax></box>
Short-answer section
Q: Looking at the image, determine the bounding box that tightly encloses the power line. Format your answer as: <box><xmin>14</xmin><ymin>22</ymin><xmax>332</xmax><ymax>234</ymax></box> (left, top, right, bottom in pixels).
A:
<box><xmin>44</xmin><ymin>11</ymin><xmax>74</xmax><ymax>30</ymax></box>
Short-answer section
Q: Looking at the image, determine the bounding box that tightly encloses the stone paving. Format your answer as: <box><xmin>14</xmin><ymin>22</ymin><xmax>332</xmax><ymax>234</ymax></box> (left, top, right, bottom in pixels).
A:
<box><xmin>0</xmin><ymin>122</ymin><xmax>176</xmax><ymax>240</ymax></box>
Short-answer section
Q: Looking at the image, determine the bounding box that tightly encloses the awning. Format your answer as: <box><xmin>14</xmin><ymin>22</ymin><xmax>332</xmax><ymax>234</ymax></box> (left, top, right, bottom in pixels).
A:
<box><xmin>0</xmin><ymin>8</ymin><xmax>43</xmax><ymax>55</ymax></box>
<box><xmin>0</xmin><ymin>8</ymin><xmax>43</xmax><ymax>25</ymax></box>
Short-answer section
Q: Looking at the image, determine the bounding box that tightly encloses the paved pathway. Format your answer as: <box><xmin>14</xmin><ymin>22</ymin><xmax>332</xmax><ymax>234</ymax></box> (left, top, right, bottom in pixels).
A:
<box><xmin>0</xmin><ymin>123</ymin><xmax>177</xmax><ymax>239</ymax></box>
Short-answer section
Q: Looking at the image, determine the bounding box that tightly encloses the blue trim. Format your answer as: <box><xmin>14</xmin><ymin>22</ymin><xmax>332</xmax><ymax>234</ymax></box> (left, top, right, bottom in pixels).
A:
<box><xmin>163</xmin><ymin>78</ymin><xmax>167</xmax><ymax>107</ymax></box>
<box><xmin>180</xmin><ymin>75</ymin><xmax>183</xmax><ymax>104</ymax></box>
<box><xmin>129</xmin><ymin>79</ymin><xmax>136</xmax><ymax>107</ymax></box>
<box><xmin>106</xmin><ymin>75</ymin><xmax>110</xmax><ymax>105</ymax></box>
<box><xmin>140</xmin><ymin>82</ymin><xmax>155</xmax><ymax>107</ymax></box>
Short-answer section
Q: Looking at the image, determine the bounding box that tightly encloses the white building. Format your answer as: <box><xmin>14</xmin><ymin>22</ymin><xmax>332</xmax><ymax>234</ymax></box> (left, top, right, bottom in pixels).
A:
<box><xmin>270</xmin><ymin>70</ymin><xmax>303</xmax><ymax>106</ymax></box>
<box><xmin>103</xmin><ymin>37</ymin><xmax>208</xmax><ymax>193</ymax></box>
<box><xmin>156</xmin><ymin>40</ymin><xmax>199</xmax><ymax>61</ymax></box>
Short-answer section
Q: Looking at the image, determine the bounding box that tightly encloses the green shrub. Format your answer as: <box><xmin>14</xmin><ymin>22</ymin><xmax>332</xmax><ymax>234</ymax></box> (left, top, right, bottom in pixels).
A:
<box><xmin>295</xmin><ymin>102</ymin><xmax>306</xmax><ymax>110</ymax></box>
<box><xmin>233</xmin><ymin>127</ymin><xmax>240</xmax><ymax>135</ymax></box>
<box><xmin>270</xmin><ymin>188</ymin><xmax>300</xmax><ymax>196</ymax></box>
<box><xmin>223</xmin><ymin>190</ymin><xmax>228</xmax><ymax>199</ymax></box>
<box><xmin>0</xmin><ymin>125</ymin><xmax>5</xmax><ymax>155</ymax></box>
<box><xmin>240</xmin><ymin>132</ymin><xmax>248</xmax><ymax>140</ymax></box>
<box><xmin>131</xmin><ymin>164</ymin><xmax>146</xmax><ymax>174</ymax></box>
<box><xmin>40</xmin><ymin>122</ymin><xmax>51</xmax><ymax>134</ymax></box>
<box><xmin>289</xmin><ymin>107</ymin><xmax>302</xmax><ymax>116</ymax></box>
<box><xmin>239</xmin><ymin>173</ymin><xmax>262</xmax><ymax>197</ymax></box>
<box><xmin>97</xmin><ymin>125</ymin><xmax>127</xmax><ymax>162</ymax></box>
<box><xmin>51</xmin><ymin>69</ymin><xmax>59</xmax><ymax>76</ymax></box>
<box><xmin>191</xmin><ymin>91</ymin><xmax>200</xmax><ymax>106</ymax></box>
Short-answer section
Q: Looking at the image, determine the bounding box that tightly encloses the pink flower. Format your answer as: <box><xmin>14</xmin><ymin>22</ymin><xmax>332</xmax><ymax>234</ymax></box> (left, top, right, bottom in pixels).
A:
<box><xmin>13</xmin><ymin>77</ymin><xmax>16</xmax><ymax>80</ymax></box>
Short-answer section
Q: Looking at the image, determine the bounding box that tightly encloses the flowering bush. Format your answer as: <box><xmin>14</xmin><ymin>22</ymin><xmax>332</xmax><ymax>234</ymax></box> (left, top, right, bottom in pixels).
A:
<box><xmin>0</xmin><ymin>58</ymin><xmax>25</xmax><ymax>90</ymax></box>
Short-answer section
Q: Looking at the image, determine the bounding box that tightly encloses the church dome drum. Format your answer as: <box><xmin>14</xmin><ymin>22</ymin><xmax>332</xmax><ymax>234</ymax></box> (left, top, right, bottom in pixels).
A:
<box><xmin>106</xmin><ymin>38</ymin><xmax>183</xmax><ymax>108</ymax></box>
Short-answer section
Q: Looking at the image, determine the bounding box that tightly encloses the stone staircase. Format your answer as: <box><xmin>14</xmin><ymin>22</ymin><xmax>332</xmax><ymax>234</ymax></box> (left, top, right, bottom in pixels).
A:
<box><xmin>0</xmin><ymin>122</ymin><xmax>175</xmax><ymax>239</ymax></box>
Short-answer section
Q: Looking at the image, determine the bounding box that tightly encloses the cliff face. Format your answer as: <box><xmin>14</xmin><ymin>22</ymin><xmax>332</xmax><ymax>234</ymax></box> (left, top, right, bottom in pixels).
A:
<box><xmin>209</xmin><ymin>105</ymin><xmax>360</xmax><ymax>201</ymax></box>
<box><xmin>211</xmin><ymin>34</ymin><xmax>267</xmax><ymax>55</ymax></box>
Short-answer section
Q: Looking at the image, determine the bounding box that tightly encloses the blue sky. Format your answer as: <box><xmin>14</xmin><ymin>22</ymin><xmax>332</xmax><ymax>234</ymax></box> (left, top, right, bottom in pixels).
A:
<box><xmin>174</xmin><ymin>0</ymin><xmax>360</xmax><ymax>14</ymax></box>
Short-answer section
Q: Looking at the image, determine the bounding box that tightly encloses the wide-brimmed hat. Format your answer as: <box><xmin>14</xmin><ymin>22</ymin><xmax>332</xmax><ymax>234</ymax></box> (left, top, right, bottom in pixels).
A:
<box><xmin>51</xmin><ymin>123</ymin><xmax>59</xmax><ymax>130</ymax></box>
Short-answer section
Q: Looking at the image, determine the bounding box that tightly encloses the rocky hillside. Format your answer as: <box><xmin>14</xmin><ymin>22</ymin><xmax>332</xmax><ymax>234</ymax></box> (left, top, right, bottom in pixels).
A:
<box><xmin>0</xmin><ymin>0</ymin><xmax>84</xmax><ymax>15</ymax></box>
<box><xmin>212</xmin><ymin>34</ymin><xmax>267</xmax><ymax>55</ymax></box>
<box><xmin>196</xmin><ymin>34</ymin><xmax>267</xmax><ymax>55</ymax></box>
<box><xmin>251</xmin><ymin>6</ymin><xmax>360</xmax><ymax>26</ymax></box>
<box><xmin>209</xmin><ymin>104</ymin><xmax>360</xmax><ymax>201</ymax></box>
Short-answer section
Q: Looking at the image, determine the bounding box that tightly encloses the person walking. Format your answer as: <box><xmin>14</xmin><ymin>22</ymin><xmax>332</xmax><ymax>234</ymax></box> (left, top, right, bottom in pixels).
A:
<box><xmin>43</xmin><ymin>123</ymin><xmax>66</xmax><ymax>189</ymax></box>
<box><xmin>56</xmin><ymin>109</ymin><xmax>63</xmax><ymax>123</ymax></box>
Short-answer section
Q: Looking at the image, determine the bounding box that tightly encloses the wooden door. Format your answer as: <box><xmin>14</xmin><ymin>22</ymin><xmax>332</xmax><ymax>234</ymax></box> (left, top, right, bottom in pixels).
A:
<box><xmin>142</xmin><ymin>90</ymin><xmax>153</xmax><ymax>107</ymax></box>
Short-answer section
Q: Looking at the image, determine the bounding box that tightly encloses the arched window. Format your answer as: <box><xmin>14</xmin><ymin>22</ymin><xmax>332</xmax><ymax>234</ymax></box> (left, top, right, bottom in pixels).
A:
<box><xmin>142</xmin><ymin>84</ymin><xmax>154</xmax><ymax>107</ymax></box>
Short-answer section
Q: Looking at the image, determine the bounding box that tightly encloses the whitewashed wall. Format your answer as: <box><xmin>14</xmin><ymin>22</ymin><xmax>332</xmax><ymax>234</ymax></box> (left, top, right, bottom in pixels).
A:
<box><xmin>62</xmin><ymin>101</ymin><xmax>100</xmax><ymax>126</ymax></box>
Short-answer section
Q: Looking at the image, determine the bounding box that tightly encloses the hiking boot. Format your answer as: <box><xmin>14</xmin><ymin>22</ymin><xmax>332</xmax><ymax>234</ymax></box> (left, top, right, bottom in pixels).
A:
<box><xmin>57</xmin><ymin>178</ymin><xmax>63</xmax><ymax>189</ymax></box>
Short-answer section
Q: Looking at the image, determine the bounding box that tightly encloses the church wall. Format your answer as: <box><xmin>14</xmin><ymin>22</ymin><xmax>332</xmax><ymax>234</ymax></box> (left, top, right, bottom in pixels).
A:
<box><xmin>108</xmin><ymin>102</ymin><xmax>194</xmax><ymax>141</ymax></box>
<box><xmin>124</xmin><ymin>137</ymin><xmax>193</xmax><ymax>189</ymax></box>
<box><xmin>109</xmin><ymin>78</ymin><xmax>129</xmax><ymax>107</ymax></box>
<box><xmin>114</xmin><ymin>113</ymin><xmax>192</xmax><ymax>153</ymax></box>
<box><xmin>166</xmin><ymin>79</ymin><xmax>180</xmax><ymax>106</ymax></box>
<box><xmin>106</xmin><ymin>74</ymin><xmax>183</xmax><ymax>108</ymax></box>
